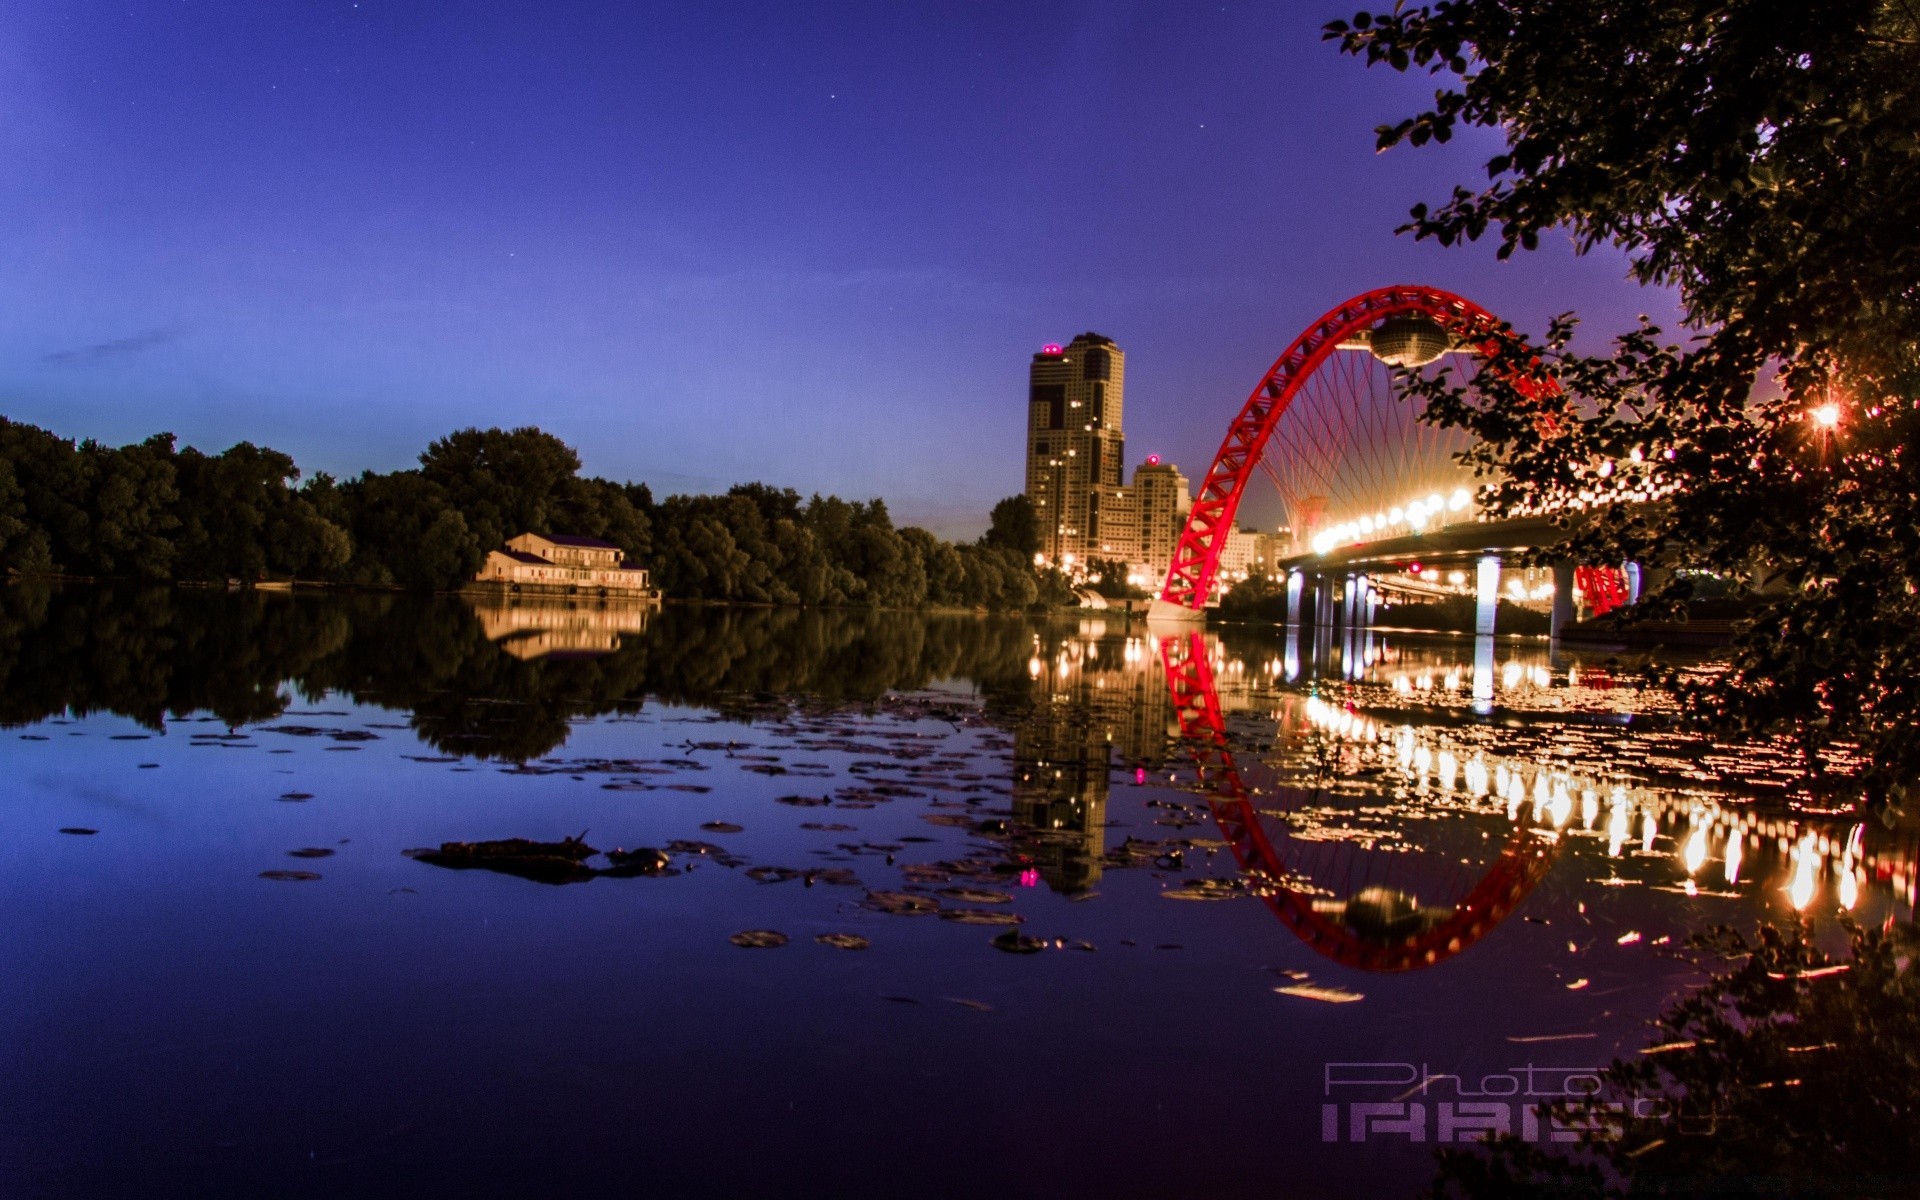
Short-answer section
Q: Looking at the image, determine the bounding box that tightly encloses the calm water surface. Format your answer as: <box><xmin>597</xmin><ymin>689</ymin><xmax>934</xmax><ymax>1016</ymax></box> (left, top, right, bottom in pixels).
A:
<box><xmin>0</xmin><ymin>588</ymin><xmax>1905</xmax><ymax>1198</ymax></box>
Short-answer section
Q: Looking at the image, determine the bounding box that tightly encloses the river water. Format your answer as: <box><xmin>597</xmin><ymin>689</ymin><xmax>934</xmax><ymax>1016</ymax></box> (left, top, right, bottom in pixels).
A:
<box><xmin>0</xmin><ymin>587</ymin><xmax>1905</xmax><ymax>1198</ymax></box>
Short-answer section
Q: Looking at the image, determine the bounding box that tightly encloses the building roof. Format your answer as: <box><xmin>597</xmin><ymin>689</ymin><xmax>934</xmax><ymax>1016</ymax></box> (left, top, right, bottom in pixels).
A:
<box><xmin>526</xmin><ymin>533</ymin><xmax>621</xmax><ymax>550</ymax></box>
<box><xmin>494</xmin><ymin>549</ymin><xmax>548</xmax><ymax>565</ymax></box>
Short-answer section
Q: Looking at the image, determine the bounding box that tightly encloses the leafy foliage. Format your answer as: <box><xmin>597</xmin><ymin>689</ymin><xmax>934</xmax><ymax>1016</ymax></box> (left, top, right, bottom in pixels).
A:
<box><xmin>0</xmin><ymin>417</ymin><xmax>1049</xmax><ymax>610</ymax></box>
<box><xmin>1434</xmin><ymin>919</ymin><xmax>1920</xmax><ymax>1197</ymax></box>
<box><xmin>1326</xmin><ymin>1</ymin><xmax>1920</xmax><ymax>805</ymax></box>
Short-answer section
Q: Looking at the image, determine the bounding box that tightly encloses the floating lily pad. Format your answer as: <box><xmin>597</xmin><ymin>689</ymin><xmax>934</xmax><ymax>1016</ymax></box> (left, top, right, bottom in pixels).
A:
<box><xmin>287</xmin><ymin>847</ymin><xmax>334</xmax><ymax>859</ymax></box>
<box><xmin>1161</xmin><ymin>884</ymin><xmax>1243</xmax><ymax>901</ymax></box>
<box><xmin>729</xmin><ymin>929</ymin><xmax>788</xmax><ymax>948</ymax></box>
<box><xmin>938</xmin><ymin>887</ymin><xmax>1013</xmax><ymax>905</ymax></box>
<box><xmin>260</xmin><ymin>870</ymin><xmax>321</xmax><ymax>882</ymax></box>
<box><xmin>746</xmin><ymin>866</ymin><xmax>801</xmax><ymax>883</ymax></box>
<box><xmin>865</xmin><ymin>890</ymin><xmax>939</xmax><ymax>915</ymax></box>
<box><xmin>946</xmin><ymin>996</ymin><xmax>994</xmax><ymax>1011</ymax></box>
<box><xmin>58</xmin><ymin>827</ymin><xmax>98</xmax><ymax>836</ymax></box>
<box><xmin>816</xmin><ymin>933</ymin><xmax>870</xmax><ymax>950</ymax></box>
<box><xmin>940</xmin><ymin>908</ymin><xmax>1023</xmax><ymax>927</ymax></box>
<box><xmin>278</xmin><ymin>792</ymin><xmax>314</xmax><ymax>802</ymax></box>
<box><xmin>804</xmin><ymin>868</ymin><xmax>861</xmax><ymax>887</ymax></box>
<box><xmin>700</xmin><ymin>821</ymin><xmax>744</xmax><ymax>834</ymax></box>
<box><xmin>776</xmin><ymin>794</ymin><xmax>832</xmax><ymax>807</ymax></box>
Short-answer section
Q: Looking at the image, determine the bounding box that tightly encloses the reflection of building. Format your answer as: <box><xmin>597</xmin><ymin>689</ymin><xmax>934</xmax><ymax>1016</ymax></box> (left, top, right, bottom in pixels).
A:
<box><xmin>473</xmin><ymin>533</ymin><xmax>656</xmax><ymax>598</ymax></box>
<box><xmin>468</xmin><ymin>597</ymin><xmax>652</xmax><ymax>660</ymax></box>
<box><xmin>1012</xmin><ymin>624</ymin><xmax>1176</xmax><ymax>891</ymax></box>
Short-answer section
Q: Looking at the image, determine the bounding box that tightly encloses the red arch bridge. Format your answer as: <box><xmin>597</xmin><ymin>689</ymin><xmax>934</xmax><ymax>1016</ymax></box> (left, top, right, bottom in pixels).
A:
<box><xmin>1146</xmin><ymin>285</ymin><xmax>1647</xmax><ymax>638</ymax></box>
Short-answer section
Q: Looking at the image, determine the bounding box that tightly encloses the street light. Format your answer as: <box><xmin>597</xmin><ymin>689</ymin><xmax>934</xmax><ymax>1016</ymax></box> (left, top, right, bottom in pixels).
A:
<box><xmin>1811</xmin><ymin>402</ymin><xmax>1841</xmax><ymax>429</ymax></box>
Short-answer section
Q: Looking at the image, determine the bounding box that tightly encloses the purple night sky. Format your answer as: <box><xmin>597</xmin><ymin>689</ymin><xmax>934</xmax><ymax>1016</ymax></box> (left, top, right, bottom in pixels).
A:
<box><xmin>0</xmin><ymin>2</ymin><xmax>1672</xmax><ymax>537</ymax></box>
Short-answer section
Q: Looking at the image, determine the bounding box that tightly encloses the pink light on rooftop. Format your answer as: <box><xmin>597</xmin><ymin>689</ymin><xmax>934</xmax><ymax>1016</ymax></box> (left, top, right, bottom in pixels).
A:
<box><xmin>1041</xmin><ymin>343</ymin><xmax>1063</xmax><ymax>356</ymax></box>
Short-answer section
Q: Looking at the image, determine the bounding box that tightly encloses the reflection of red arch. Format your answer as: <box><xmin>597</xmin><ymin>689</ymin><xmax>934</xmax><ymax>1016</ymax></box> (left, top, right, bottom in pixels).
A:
<box><xmin>1158</xmin><ymin>285</ymin><xmax>1518</xmax><ymax>611</ymax></box>
<box><xmin>1159</xmin><ymin>633</ymin><xmax>1555</xmax><ymax>971</ymax></box>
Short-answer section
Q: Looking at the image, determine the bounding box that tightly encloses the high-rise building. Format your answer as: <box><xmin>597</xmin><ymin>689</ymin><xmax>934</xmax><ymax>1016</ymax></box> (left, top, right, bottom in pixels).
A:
<box><xmin>1026</xmin><ymin>333</ymin><xmax>1126</xmax><ymax>568</ymax></box>
<box><xmin>1024</xmin><ymin>333</ymin><xmax>1196</xmax><ymax>589</ymax></box>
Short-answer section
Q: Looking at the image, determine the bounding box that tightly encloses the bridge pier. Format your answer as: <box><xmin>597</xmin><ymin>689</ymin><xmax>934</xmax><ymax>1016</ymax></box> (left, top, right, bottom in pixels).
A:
<box><xmin>1624</xmin><ymin>562</ymin><xmax>1643</xmax><ymax>605</ymax></box>
<box><xmin>1472</xmin><ymin>632</ymin><xmax>1496</xmax><ymax>714</ymax></box>
<box><xmin>1549</xmin><ymin>560</ymin><xmax>1575</xmax><ymax>640</ymax></box>
<box><xmin>1285</xmin><ymin>569</ymin><xmax>1304</xmax><ymax>626</ymax></box>
<box><xmin>1315</xmin><ymin>573</ymin><xmax>1335</xmax><ymax>631</ymax></box>
<box><xmin>1475</xmin><ymin>555</ymin><xmax>1502</xmax><ymax>637</ymax></box>
<box><xmin>1146</xmin><ymin>597</ymin><xmax>1206</xmax><ymax>624</ymax></box>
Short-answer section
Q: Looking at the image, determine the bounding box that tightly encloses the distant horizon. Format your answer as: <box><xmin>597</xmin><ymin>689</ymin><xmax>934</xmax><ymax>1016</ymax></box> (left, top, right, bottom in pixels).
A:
<box><xmin>0</xmin><ymin>3</ymin><xmax>1675</xmax><ymax>541</ymax></box>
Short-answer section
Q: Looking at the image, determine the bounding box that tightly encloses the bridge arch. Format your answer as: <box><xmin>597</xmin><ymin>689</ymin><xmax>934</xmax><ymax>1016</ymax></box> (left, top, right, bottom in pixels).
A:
<box><xmin>1155</xmin><ymin>285</ymin><xmax>1516</xmax><ymax>613</ymax></box>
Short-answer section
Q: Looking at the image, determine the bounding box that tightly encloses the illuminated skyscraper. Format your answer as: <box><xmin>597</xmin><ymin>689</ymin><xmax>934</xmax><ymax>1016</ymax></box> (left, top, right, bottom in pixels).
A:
<box><xmin>1025</xmin><ymin>333</ymin><xmax>1125</xmax><ymax>567</ymax></box>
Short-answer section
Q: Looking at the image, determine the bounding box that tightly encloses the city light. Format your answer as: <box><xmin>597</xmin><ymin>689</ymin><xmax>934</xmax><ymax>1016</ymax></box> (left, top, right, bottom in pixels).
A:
<box><xmin>1311</xmin><ymin>486</ymin><xmax>1473</xmax><ymax>554</ymax></box>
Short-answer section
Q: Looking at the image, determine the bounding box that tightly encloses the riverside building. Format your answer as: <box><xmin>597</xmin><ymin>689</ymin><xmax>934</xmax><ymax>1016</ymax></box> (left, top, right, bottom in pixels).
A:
<box><xmin>472</xmin><ymin>533</ymin><xmax>657</xmax><ymax>598</ymax></box>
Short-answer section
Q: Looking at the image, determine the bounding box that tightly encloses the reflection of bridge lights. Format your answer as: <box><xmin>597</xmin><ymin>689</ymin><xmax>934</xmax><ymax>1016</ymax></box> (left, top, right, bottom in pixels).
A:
<box><xmin>1284</xmin><ymin>677</ymin><xmax>1915</xmax><ymax>919</ymax></box>
<box><xmin>1683</xmin><ymin>821</ymin><xmax>1709</xmax><ymax>875</ymax></box>
<box><xmin>1790</xmin><ymin>839</ymin><xmax>1819</xmax><ymax>909</ymax></box>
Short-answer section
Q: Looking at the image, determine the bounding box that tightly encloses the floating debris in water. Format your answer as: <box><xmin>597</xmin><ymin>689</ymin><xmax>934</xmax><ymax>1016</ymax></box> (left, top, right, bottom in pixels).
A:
<box><xmin>1274</xmin><ymin>984</ymin><xmax>1363</xmax><ymax>1003</ymax></box>
<box><xmin>729</xmin><ymin>930</ymin><xmax>787</xmax><ymax>948</ymax></box>
<box><xmin>58</xmin><ymin>827</ymin><xmax>98</xmax><ymax>836</ymax></box>
<box><xmin>990</xmin><ymin>929</ymin><xmax>1045</xmax><ymax>954</ymax></box>
<box><xmin>260</xmin><ymin>870</ymin><xmax>322</xmax><ymax>882</ymax></box>
<box><xmin>407</xmin><ymin>835</ymin><xmax>599</xmax><ymax>885</ymax></box>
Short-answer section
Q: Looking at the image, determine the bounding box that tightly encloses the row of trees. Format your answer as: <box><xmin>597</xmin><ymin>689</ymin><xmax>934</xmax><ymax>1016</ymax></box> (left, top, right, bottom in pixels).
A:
<box><xmin>0</xmin><ymin>419</ymin><xmax>1061</xmax><ymax>610</ymax></box>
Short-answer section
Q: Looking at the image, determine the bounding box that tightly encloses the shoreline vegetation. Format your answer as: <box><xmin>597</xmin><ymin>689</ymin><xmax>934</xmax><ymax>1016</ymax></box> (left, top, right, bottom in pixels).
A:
<box><xmin>0</xmin><ymin>417</ymin><xmax>1067</xmax><ymax>612</ymax></box>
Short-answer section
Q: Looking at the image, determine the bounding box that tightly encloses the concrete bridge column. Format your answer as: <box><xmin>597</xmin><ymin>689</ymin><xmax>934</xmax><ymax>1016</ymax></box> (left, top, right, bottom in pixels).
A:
<box><xmin>1475</xmin><ymin>555</ymin><xmax>1502</xmax><ymax>637</ymax></box>
<box><xmin>1315</xmin><ymin>574</ymin><xmax>1335</xmax><ymax>631</ymax></box>
<box><xmin>1345</xmin><ymin>573</ymin><xmax>1366</xmax><ymax>631</ymax></box>
<box><xmin>1285</xmin><ymin>569</ymin><xmax>1304</xmax><ymax>626</ymax></box>
<box><xmin>1549</xmin><ymin>560</ymin><xmax>1576</xmax><ymax>640</ymax></box>
<box><xmin>1624</xmin><ymin>562</ymin><xmax>1643</xmax><ymax>605</ymax></box>
<box><xmin>1471</xmin><ymin>632</ymin><xmax>1496</xmax><ymax>714</ymax></box>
